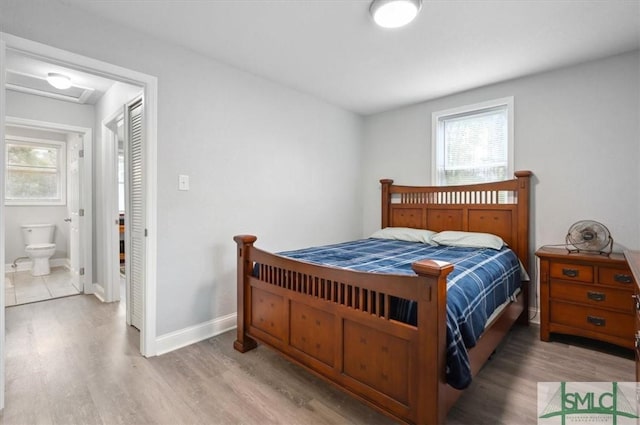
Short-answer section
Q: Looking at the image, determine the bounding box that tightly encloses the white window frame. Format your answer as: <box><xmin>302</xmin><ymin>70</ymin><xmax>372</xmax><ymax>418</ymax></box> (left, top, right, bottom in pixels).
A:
<box><xmin>5</xmin><ymin>135</ymin><xmax>67</xmax><ymax>206</ymax></box>
<box><xmin>431</xmin><ymin>97</ymin><xmax>514</xmax><ymax>186</ymax></box>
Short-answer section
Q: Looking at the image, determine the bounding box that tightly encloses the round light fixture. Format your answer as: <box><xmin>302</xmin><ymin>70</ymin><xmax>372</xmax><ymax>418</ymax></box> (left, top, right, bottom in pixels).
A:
<box><xmin>46</xmin><ymin>72</ymin><xmax>72</xmax><ymax>90</ymax></box>
<box><xmin>370</xmin><ymin>0</ymin><xmax>422</xmax><ymax>29</ymax></box>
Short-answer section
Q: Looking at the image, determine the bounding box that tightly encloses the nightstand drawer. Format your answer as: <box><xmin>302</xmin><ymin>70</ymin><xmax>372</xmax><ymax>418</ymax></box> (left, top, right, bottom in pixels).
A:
<box><xmin>599</xmin><ymin>267</ymin><xmax>635</xmax><ymax>287</ymax></box>
<box><xmin>550</xmin><ymin>282</ymin><xmax>634</xmax><ymax>312</ymax></box>
<box><xmin>550</xmin><ymin>262</ymin><xmax>593</xmax><ymax>283</ymax></box>
<box><xmin>550</xmin><ymin>301</ymin><xmax>633</xmax><ymax>340</ymax></box>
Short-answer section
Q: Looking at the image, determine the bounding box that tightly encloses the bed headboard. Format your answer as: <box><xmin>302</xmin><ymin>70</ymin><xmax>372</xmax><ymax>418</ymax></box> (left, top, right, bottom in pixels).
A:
<box><xmin>380</xmin><ymin>171</ymin><xmax>532</xmax><ymax>274</ymax></box>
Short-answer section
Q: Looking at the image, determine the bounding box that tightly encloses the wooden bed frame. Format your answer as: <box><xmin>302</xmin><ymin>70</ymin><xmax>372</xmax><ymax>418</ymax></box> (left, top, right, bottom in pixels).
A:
<box><xmin>233</xmin><ymin>171</ymin><xmax>532</xmax><ymax>424</ymax></box>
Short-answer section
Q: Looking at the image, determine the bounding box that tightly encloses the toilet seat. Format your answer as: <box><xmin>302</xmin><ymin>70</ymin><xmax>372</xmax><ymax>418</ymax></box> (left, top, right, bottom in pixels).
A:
<box><xmin>26</xmin><ymin>243</ymin><xmax>56</xmax><ymax>251</ymax></box>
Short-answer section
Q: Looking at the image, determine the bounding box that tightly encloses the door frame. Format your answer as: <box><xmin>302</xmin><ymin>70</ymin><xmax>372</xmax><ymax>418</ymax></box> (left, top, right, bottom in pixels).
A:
<box><xmin>102</xmin><ymin>109</ymin><xmax>126</xmax><ymax>305</ymax></box>
<box><xmin>5</xmin><ymin>117</ymin><xmax>92</xmax><ymax>293</ymax></box>
<box><xmin>0</xmin><ymin>37</ymin><xmax>6</xmax><ymax>411</ymax></box>
<box><xmin>0</xmin><ymin>33</ymin><xmax>159</xmax><ymax>393</ymax></box>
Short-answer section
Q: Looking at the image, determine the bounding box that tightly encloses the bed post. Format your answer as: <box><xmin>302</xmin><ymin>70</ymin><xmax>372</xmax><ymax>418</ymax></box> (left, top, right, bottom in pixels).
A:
<box><xmin>380</xmin><ymin>179</ymin><xmax>394</xmax><ymax>228</ymax></box>
<box><xmin>514</xmin><ymin>170</ymin><xmax>532</xmax><ymax>326</ymax></box>
<box><xmin>514</xmin><ymin>171</ymin><xmax>532</xmax><ymax>273</ymax></box>
<box><xmin>233</xmin><ymin>235</ymin><xmax>258</xmax><ymax>353</ymax></box>
<box><xmin>412</xmin><ymin>259</ymin><xmax>453</xmax><ymax>425</ymax></box>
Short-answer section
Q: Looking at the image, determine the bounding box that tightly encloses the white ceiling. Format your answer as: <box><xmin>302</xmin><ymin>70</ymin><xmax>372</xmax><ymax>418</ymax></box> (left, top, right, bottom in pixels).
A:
<box><xmin>58</xmin><ymin>0</ymin><xmax>640</xmax><ymax>115</ymax></box>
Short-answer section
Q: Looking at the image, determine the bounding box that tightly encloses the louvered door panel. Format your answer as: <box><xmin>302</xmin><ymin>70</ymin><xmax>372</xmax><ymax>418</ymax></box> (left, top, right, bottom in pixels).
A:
<box><xmin>127</xmin><ymin>98</ymin><xmax>144</xmax><ymax>330</ymax></box>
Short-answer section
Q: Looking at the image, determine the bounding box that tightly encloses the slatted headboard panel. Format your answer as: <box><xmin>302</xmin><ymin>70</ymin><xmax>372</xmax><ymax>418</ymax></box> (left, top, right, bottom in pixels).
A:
<box><xmin>380</xmin><ymin>171</ymin><xmax>532</xmax><ymax>274</ymax></box>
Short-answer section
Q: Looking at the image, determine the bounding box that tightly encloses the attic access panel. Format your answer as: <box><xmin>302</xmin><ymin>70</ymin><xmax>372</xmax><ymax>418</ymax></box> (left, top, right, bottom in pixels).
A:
<box><xmin>6</xmin><ymin>70</ymin><xmax>95</xmax><ymax>104</ymax></box>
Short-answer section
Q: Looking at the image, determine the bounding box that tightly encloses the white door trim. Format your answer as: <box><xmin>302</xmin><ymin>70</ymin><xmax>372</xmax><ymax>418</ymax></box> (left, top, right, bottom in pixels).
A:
<box><xmin>0</xmin><ymin>37</ymin><xmax>6</xmax><ymax>411</ymax></box>
<box><xmin>0</xmin><ymin>33</ymin><xmax>159</xmax><ymax>370</ymax></box>
<box><xmin>5</xmin><ymin>117</ymin><xmax>93</xmax><ymax>294</ymax></box>
<box><xmin>102</xmin><ymin>108</ymin><xmax>125</xmax><ymax>305</ymax></box>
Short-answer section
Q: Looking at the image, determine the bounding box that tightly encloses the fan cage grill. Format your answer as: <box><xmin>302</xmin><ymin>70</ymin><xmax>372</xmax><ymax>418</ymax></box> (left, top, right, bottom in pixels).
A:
<box><xmin>565</xmin><ymin>220</ymin><xmax>613</xmax><ymax>256</ymax></box>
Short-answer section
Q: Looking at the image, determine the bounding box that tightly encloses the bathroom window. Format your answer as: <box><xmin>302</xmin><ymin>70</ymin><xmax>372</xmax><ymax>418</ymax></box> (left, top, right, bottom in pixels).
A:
<box><xmin>5</xmin><ymin>137</ymin><xmax>66</xmax><ymax>206</ymax></box>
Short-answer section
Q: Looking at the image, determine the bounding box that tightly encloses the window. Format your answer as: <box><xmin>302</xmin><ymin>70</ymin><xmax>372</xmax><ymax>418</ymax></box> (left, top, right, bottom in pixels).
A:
<box><xmin>5</xmin><ymin>137</ymin><xmax>66</xmax><ymax>205</ymax></box>
<box><xmin>432</xmin><ymin>97</ymin><xmax>513</xmax><ymax>186</ymax></box>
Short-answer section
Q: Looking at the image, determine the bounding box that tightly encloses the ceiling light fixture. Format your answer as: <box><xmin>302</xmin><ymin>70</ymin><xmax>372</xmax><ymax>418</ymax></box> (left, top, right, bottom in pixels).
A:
<box><xmin>46</xmin><ymin>72</ymin><xmax>72</xmax><ymax>90</ymax></box>
<box><xmin>370</xmin><ymin>0</ymin><xmax>422</xmax><ymax>29</ymax></box>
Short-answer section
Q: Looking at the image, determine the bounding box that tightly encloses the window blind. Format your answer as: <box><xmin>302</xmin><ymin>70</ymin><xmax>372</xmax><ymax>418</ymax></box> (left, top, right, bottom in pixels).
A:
<box><xmin>437</xmin><ymin>105</ymin><xmax>509</xmax><ymax>186</ymax></box>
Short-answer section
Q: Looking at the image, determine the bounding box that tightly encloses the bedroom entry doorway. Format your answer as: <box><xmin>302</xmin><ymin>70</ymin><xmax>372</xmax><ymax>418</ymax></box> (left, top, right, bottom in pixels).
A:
<box><xmin>0</xmin><ymin>31</ymin><xmax>160</xmax><ymax>410</ymax></box>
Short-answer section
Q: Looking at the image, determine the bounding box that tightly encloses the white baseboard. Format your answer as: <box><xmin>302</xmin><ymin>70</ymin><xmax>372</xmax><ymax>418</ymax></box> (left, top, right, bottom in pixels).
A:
<box><xmin>92</xmin><ymin>283</ymin><xmax>105</xmax><ymax>302</ymax></box>
<box><xmin>155</xmin><ymin>313</ymin><xmax>237</xmax><ymax>356</ymax></box>
<box><xmin>529</xmin><ymin>307</ymin><xmax>541</xmax><ymax>325</ymax></box>
<box><xmin>5</xmin><ymin>257</ymin><xmax>70</xmax><ymax>273</ymax></box>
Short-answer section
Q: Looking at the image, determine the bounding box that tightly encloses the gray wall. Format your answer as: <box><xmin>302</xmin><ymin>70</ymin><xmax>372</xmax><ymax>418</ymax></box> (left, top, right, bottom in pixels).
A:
<box><xmin>362</xmin><ymin>50</ymin><xmax>640</xmax><ymax>308</ymax></box>
<box><xmin>1</xmin><ymin>0</ymin><xmax>364</xmax><ymax>336</ymax></box>
<box><xmin>5</xmin><ymin>90</ymin><xmax>95</xmax><ymax>130</ymax></box>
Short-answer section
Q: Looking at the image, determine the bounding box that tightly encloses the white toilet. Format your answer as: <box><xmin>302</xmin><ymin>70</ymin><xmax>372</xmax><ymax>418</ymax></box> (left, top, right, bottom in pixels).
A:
<box><xmin>21</xmin><ymin>224</ymin><xmax>56</xmax><ymax>276</ymax></box>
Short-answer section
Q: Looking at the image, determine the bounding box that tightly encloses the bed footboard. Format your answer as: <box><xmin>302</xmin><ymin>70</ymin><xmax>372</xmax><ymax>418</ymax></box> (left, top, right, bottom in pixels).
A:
<box><xmin>232</xmin><ymin>172</ymin><xmax>531</xmax><ymax>423</ymax></box>
<box><xmin>234</xmin><ymin>235</ymin><xmax>453</xmax><ymax>425</ymax></box>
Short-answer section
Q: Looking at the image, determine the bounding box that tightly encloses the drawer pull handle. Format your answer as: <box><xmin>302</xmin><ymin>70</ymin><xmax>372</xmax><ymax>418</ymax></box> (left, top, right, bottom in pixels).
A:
<box><xmin>562</xmin><ymin>268</ymin><xmax>579</xmax><ymax>278</ymax></box>
<box><xmin>636</xmin><ymin>333</ymin><xmax>640</xmax><ymax>349</ymax></box>
<box><xmin>587</xmin><ymin>316</ymin><xmax>606</xmax><ymax>327</ymax></box>
<box><xmin>633</xmin><ymin>294</ymin><xmax>640</xmax><ymax>311</ymax></box>
<box><xmin>614</xmin><ymin>274</ymin><xmax>633</xmax><ymax>284</ymax></box>
<box><xmin>587</xmin><ymin>291</ymin><xmax>606</xmax><ymax>302</ymax></box>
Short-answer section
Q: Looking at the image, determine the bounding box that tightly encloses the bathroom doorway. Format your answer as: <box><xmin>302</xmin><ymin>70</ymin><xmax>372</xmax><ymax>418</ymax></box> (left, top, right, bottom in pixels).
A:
<box><xmin>3</xmin><ymin>118</ymin><xmax>91</xmax><ymax>306</ymax></box>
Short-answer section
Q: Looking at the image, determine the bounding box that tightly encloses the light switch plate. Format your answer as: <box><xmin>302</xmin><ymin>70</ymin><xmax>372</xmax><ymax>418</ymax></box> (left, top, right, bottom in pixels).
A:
<box><xmin>178</xmin><ymin>174</ymin><xmax>189</xmax><ymax>191</ymax></box>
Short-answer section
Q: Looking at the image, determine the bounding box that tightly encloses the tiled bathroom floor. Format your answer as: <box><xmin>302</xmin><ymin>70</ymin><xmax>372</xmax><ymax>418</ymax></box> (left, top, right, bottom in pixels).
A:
<box><xmin>5</xmin><ymin>266</ymin><xmax>80</xmax><ymax>306</ymax></box>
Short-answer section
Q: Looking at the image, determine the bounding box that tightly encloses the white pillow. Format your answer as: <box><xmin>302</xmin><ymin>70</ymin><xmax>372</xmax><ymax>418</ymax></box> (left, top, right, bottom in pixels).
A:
<box><xmin>431</xmin><ymin>231</ymin><xmax>504</xmax><ymax>250</ymax></box>
<box><xmin>370</xmin><ymin>227</ymin><xmax>437</xmax><ymax>245</ymax></box>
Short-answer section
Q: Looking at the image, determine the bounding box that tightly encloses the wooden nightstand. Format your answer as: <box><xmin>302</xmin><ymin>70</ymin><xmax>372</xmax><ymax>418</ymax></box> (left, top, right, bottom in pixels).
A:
<box><xmin>536</xmin><ymin>247</ymin><xmax>636</xmax><ymax>349</ymax></box>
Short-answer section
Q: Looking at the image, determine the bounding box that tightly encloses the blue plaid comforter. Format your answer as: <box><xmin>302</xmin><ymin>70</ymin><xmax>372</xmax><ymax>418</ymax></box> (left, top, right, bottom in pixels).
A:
<box><xmin>277</xmin><ymin>238</ymin><xmax>521</xmax><ymax>389</ymax></box>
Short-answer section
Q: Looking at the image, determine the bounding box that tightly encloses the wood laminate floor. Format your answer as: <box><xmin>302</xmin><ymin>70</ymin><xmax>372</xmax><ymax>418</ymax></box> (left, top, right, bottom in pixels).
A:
<box><xmin>1</xmin><ymin>294</ymin><xmax>634</xmax><ymax>425</ymax></box>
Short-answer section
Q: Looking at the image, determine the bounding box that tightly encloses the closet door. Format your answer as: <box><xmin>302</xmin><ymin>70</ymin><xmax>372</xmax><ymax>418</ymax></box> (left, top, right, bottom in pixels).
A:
<box><xmin>125</xmin><ymin>97</ymin><xmax>145</xmax><ymax>330</ymax></box>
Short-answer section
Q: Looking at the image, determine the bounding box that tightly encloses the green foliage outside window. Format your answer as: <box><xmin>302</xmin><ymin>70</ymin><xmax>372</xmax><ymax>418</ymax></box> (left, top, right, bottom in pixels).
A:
<box><xmin>5</xmin><ymin>141</ymin><xmax>64</xmax><ymax>204</ymax></box>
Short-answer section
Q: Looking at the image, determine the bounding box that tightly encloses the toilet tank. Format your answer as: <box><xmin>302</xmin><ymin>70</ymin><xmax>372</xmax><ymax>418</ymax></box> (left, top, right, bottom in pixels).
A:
<box><xmin>21</xmin><ymin>224</ymin><xmax>56</xmax><ymax>245</ymax></box>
